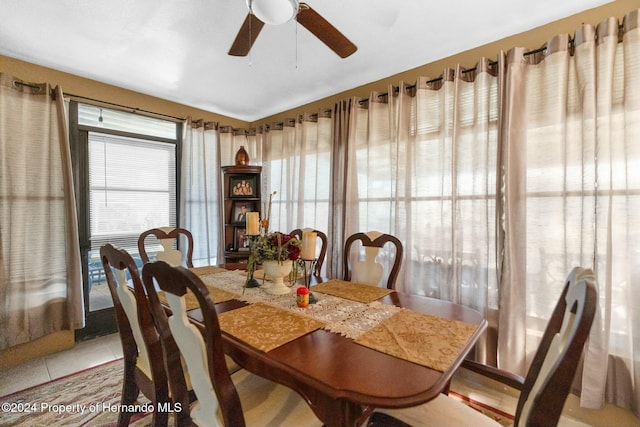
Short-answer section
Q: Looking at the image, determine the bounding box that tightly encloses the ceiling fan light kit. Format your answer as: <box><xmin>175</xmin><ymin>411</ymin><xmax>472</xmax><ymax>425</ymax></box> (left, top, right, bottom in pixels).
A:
<box><xmin>246</xmin><ymin>0</ymin><xmax>299</xmax><ymax>25</ymax></box>
<box><xmin>230</xmin><ymin>1</ymin><xmax>357</xmax><ymax>58</ymax></box>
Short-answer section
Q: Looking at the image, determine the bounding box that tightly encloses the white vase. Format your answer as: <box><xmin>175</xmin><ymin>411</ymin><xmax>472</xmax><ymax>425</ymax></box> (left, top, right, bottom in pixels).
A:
<box><xmin>262</xmin><ymin>260</ymin><xmax>293</xmax><ymax>295</ymax></box>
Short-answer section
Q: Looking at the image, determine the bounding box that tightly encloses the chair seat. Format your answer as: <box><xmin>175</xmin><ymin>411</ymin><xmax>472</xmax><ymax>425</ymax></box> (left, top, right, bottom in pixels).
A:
<box><xmin>181</xmin><ymin>355</ymin><xmax>239</xmax><ymax>391</ymax></box>
<box><xmin>235</xmin><ymin>369</ymin><xmax>322</xmax><ymax>426</ymax></box>
<box><xmin>192</xmin><ymin>369</ymin><xmax>323</xmax><ymax>427</ymax></box>
<box><xmin>371</xmin><ymin>393</ymin><xmax>591</xmax><ymax>427</ymax></box>
<box><xmin>372</xmin><ymin>393</ymin><xmax>504</xmax><ymax>427</ymax></box>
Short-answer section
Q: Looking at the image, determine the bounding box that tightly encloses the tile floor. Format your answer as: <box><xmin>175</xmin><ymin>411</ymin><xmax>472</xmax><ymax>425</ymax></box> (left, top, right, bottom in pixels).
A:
<box><xmin>1</xmin><ymin>333</ymin><xmax>639</xmax><ymax>427</ymax></box>
<box><xmin>0</xmin><ymin>333</ymin><xmax>122</xmax><ymax>398</ymax></box>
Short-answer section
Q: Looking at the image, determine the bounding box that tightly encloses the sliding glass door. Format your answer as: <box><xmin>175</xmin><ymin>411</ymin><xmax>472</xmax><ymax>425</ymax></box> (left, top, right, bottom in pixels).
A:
<box><xmin>70</xmin><ymin>102</ymin><xmax>180</xmax><ymax>339</ymax></box>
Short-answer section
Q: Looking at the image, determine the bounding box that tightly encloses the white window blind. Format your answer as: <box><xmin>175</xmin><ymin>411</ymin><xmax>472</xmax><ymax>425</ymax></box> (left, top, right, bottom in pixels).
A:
<box><xmin>79</xmin><ymin>103</ymin><xmax>177</xmax><ymax>139</ymax></box>
<box><xmin>88</xmin><ymin>132</ymin><xmax>177</xmax><ymax>253</ymax></box>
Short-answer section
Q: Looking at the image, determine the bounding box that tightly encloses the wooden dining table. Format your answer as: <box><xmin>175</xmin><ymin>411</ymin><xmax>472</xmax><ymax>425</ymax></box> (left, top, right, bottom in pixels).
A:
<box><xmin>186</xmin><ymin>268</ymin><xmax>487</xmax><ymax>427</ymax></box>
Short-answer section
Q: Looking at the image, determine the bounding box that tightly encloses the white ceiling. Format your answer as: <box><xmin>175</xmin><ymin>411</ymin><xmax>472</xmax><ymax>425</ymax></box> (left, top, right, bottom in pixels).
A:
<box><xmin>0</xmin><ymin>0</ymin><xmax>611</xmax><ymax>122</ymax></box>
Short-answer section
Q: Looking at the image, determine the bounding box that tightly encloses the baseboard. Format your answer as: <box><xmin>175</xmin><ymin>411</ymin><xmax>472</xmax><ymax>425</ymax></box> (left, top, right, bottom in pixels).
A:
<box><xmin>0</xmin><ymin>330</ymin><xmax>74</xmax><ymax>370</ymax></box>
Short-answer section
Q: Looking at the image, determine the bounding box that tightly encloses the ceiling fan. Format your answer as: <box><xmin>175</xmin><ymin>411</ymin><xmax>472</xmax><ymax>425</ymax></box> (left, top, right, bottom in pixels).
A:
<box><xmin>228</xmin><ymin>0</ymin><xmax>357</xmax><ymax>58</ymax></box>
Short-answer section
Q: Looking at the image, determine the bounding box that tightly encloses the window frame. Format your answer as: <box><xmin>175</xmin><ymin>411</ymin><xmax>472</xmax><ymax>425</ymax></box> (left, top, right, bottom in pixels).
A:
<box><xmin>69</xmin><ymin>100</ymin><xmax>182</xmax><ymax>339</ymax></box>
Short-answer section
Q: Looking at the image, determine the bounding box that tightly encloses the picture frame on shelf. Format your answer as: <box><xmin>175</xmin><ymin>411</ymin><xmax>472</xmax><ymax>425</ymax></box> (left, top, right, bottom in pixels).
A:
<box><xmin>234</xmin><ymin>227</ymin><xmax>249</xmax><ymax>251</ymax></box>
<box><xmin>231</xmin><ymin>201</ymin><xmax>256</xmax><ymax>225</ymax></box>
<box><xmin>229</xmin><ymin>175</ymin><xmax>257</xmax><ymax>198</ymax></box>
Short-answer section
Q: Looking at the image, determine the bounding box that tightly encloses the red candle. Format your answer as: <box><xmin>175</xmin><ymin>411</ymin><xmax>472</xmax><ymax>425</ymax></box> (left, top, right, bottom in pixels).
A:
<box><xmin>296</xmin><ymin>287</ymin><xmax>309</xmax><ymax>308</ymax></box>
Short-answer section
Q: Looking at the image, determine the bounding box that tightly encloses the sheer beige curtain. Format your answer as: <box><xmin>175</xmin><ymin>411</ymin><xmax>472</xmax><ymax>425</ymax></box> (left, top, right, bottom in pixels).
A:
<box><xmin>0</xmin><ymin>74</ymin><xmax>83</xmax><ymax>350</ymax></box>
<box><xmin>260</xmin><ymin>115</ymin><xmax>332</xmax><ymax>255</ymax></box>
<box><xmin>414</xmin><ymin>64</ymin><xmax>501</xmax><ymax>364</ymax></box>
<box><xmin>219</xmin><ymin>126</ymin><xmax>264</xmax><ymax>167</ymax></box>
<box><xmin>261</xmin><ymin>120</ymin><xmax>299</xmax><ymax>229</ymax></box>
<box><xmin>336</xmin><ymin>66</ymin><xmax>500</xmax><ymax>360</ymax></box>
<box><xmin>180</xmin><ymin>118</ymin><xmax>222</xmax><ymax>265</ymax></box>
<box><xmin>327</xmin><ymin>100</ymin><xmax>353</xmax><ymax>279</ymax></box>
<box><xmin>500</xmin><ymin>10</ymin><xmax>639</xmax><ymax>413</ymax></box>
<box><xmin>338</xmin><ymin>90</ymin><xmax>404</xmax><ymax>287</ymax></box>
<box><xmin>178</xmin><ymin>121</ymin><xmax>266</xmax><ymax>267</ymax></box>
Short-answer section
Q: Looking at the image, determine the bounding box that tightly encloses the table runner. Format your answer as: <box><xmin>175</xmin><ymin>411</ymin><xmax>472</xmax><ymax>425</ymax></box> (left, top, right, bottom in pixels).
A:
<box><xmin>217</xmin><ymin>302</ymin><xmax>325</xmax><ymax>352</ymax></box>
<box><xmin>189</xmin><ymin>265</ymin><xmax>229</xmax><ymax>276</ymax></box>
<box><xmin>189</xmin><ymin>269</ymin><xmax>479</xmax><ymax>370</ymax></box>
<box><xmin>240</xmin><ymin>268</ymin><xmax>305</xmax><ymax>281</ymax></box>
<box><xmin>311</xmin><ymin>279</ymin><xmax>393</xmax><ymax>304</ymax></box>
<box><xmin>157</xmin><ymin>285</ymin><xmax>238</xmax><ymax>310</ymax></box>
<box><xmin>192</xmin><ymin>270</ymin><xmax>400</xmax><ymax>339</ymax></box>
<box><xmin>354</xmin><ymin>309</ymin><xmax>477</xmax><ymax>372</ymax></box>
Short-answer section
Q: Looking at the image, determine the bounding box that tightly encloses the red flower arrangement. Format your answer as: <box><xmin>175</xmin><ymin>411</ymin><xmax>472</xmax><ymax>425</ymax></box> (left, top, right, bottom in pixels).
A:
<box><xmin>251</xmin><ymin>232</ymin><xmax>301</xmax><ymax>262</ymax></box>
<box><xmin>245</xmin><ymin>232</ymin><xmax>301</xmax><ymax>285</ymax></box>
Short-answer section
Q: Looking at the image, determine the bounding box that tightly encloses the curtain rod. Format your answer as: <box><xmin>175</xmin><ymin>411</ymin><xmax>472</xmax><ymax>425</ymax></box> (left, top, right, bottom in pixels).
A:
<box><xmin>12</xmin><ymin>80</ymin><xmax>44</xmax><ymax>90</ymax></box>
<box><xmin>12</xmin><ymin>81</ymin><xmax>185</xmax><ymax>122</ymax></box>
<box><xmin>363</xmin><ymin>22</ymin><xmax>624</xmax><ymax>106</ymax></box>
<box><xmin>12</xmin><ymin>80</ymin><xmax>55</xmax><ymax>97</ymax></box>
<box><xmin>65</xmin><ymin>92</ymin><xmax>185</xmax><ymax>122</ymax></box>
<box><xmin>361</xmin><ymin>41</ymin><xmax>566</xmax><ymax>105</ymax></box>
<box><xmin>360</xmin><ymin>58</ymin><xmax>502</xmax><ymax>105</ymax></box>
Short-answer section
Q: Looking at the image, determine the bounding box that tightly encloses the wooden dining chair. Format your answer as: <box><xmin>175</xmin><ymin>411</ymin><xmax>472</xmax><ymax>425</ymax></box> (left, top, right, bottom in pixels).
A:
<box><xmin>343</xmin><ymin>231</ymin><xmax>404</xmax><ymax>289</ymax></box>
<box><xmin>367</xmin><ymin>266</ymin><xmax>598</xmax><ymax>427</ymax></box>
<box><xmin>290</xmin><ymin>228</ymin><xmax>328</xmax><ymax>276</ymax></box>
<box><xmin>138</xmin><ymin>226</ymin><xmax>195</xmax><ymax>267</ymax></box>
<box><xmin>141</xmin><ymin>260</ymin><xmax>323</xmax><ymax>427</ymax></box>
<box><xmin>100</xmin><ymin>243</ymin><xmax>170</xmax><ymax>427</ymax></box>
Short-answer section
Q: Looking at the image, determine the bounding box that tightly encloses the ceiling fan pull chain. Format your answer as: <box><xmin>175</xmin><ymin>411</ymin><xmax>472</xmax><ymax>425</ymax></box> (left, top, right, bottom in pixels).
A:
<box><xmin>249</xmin><ymin>10</ymin><xmax>253</xmax><ymax>67</ymax></box>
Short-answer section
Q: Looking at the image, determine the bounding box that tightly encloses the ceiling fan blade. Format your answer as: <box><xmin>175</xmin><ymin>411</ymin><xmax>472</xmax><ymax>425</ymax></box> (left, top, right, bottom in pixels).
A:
<box><xmin>228</xmin><ymin>13</ymin><xmax>265</xmax><ymax>56</ymax></box>
<box><xmin>296</xmin><ymin>3</ymin><xmax>357</xmax><ymax>58</ymax></box>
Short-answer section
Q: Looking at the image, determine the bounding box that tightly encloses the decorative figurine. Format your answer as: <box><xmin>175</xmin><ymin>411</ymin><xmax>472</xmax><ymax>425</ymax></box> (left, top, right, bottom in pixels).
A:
<box><xmin>235</xmin><ymin>145</ymin><xmax>249</xmax><ymax>165</ymax></box>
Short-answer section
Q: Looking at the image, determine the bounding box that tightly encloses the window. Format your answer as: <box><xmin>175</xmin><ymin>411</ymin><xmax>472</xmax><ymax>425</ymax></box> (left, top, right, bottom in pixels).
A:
<box><xmin>87</xmin><ymin>132</ymin><xmax>177</xmax><ymax>252</ymax></box>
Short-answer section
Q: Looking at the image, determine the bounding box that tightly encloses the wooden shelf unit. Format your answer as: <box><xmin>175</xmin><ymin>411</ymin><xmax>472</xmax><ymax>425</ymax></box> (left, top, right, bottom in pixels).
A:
<box><xmin>221</xmin><ymin>165</ymin><xmax>262</xmax><ymax>264</ymax></box>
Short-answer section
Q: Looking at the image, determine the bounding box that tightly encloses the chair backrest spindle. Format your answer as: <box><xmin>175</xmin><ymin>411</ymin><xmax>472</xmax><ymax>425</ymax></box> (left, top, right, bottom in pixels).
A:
<box><xmin>514</xmin><ymin>266</ymin><xmax>597</xmax><ymax>426</ymax></box>
<box><xmin>100</xmin><ymin>243</ymin><xmax>170</xmax><ymax>426</ymax></box>
<box><xmin>142</xmin><ymin>261</ymin><xmax>245</xmax><ymax>427</ymax></box>
<box><xmin>343</xmin><ymin>231</ymin><xmax>403</xmax><ymax>289</ymax></box>
<box><xmin>138</xmin><ymin>226</ymin><xmax>195</xmax><ymax>267</ymax></box>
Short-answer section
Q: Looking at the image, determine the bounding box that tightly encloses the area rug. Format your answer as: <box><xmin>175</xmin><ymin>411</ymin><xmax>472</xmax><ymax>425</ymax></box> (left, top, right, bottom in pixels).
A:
<box><xmin>0</xmin><ymin>359</ymin><xmax>513</xmax><ymax>426</ymax></box>
<box><xmin>0</xmin><ymin>359</ymin><xmax>153</xmax><ymax>426</ymax></box>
